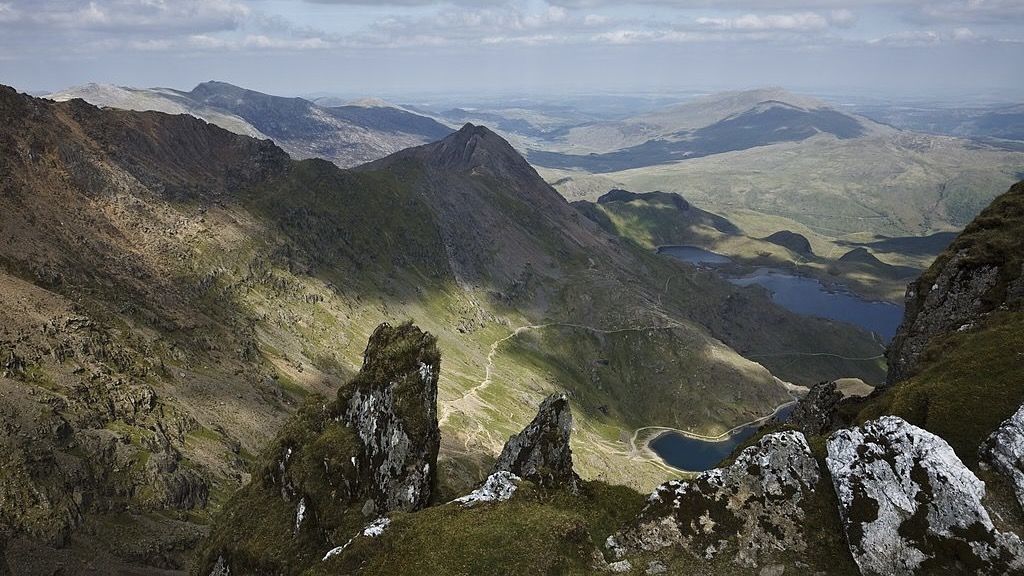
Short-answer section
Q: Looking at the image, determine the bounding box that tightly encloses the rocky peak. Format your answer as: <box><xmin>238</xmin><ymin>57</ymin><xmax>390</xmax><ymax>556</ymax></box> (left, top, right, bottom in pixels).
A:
<box><xmin>827</xmin><ymin>416</ymin><xmax>1024</xmax><ymax>575</ymax></box>
<box><xmin>887</xmin><ymin>180</ymin><xmax>1024</xmax><ymax>385</ymax></box>
<box><xmin>342</xmin><ymin>321</ymin><xmax>441</xmax><ymax>513</ymax></box>
<box><xmin>785</xmin><ymin>380</ymin><xmax>845</xmax><ymax>436</ymax></box>
<box><xmin>426</xmin><ymin>123</ymin><xmax>532</xmax><ymax>177</ymax></box>
<box><xmin>492</xmin><ymin>393</ymin><xmax>581</xmax><ymax>492</ymax></box>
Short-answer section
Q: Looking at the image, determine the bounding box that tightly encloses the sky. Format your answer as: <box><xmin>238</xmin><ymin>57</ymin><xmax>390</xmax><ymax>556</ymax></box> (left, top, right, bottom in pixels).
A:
<box><xmin>1</xmin><ymin>0</ymin><xmax>1022</xmax><ymax>101</ymax></box>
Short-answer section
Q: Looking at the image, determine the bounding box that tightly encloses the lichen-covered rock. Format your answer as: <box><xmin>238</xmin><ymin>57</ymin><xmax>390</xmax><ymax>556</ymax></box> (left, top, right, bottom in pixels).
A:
<box><xmin>452</xmin><ymin>471</ymin><xmax>520</xmax><ymax>507</ymax></box>
<box><xmin>607</xmin><ymin>431</ymin><xmax>820</xmax><ymax>568</ymax></box>
<box><xmin>827</xmin><ymin>416</ymin><xmax>1024</xmax><ymax>575</ymax></box>
<box><xmin>492</xmin><ymin>393</ymin><xmax>581</xmax><ymax>491</ymax></box>
<box><xmin>785</xmin><ymin>380</ymin><xmax>844</xmax><ymax>436</ymax></box>
<box><xmin>197</xmin><ymin>322</ymin><xmax>441</xmax><ymax>576</ymax></box>
<box><xmin>340</xmin><ymin>322</ymin><xmax>441</xmax><ymax>512</ymax></box>
<box><xmin>980</xmin><ymin>403</ymin><xmax>1024</xmax><ymax>510</ymax></box>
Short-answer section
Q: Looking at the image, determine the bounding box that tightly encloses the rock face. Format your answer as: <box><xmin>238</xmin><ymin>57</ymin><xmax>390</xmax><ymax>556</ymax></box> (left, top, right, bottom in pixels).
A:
<box><xmin>197</xmin><ymin>322</ymin><xmax>441</xmax><ymax>576</ymax></box>
<box><xmin>785</xmin><ymin>380</ymin><xmax>844</xmax><ymax>436</ymax></box>
<box><xmin>492</xmin><ymin>393</ymin><xmax>581</xmax><ymax>491</ymax></box>
<box><xmin>980</xmin><ymin>403</ymin><xmax>1024</xmax><ymax>510</ymax></box>
<box><xmin>339</xmin><ymin>322</ymin><xmax>441</xmax><ymax>513</ymax></box>
<box><xmin>886</xmin><ymin>250</ymin><xmax>1003</xmax><ymax>384</ymax></box>
<box><xmin>827</xmin><ymin>416</ymin><xmax>1024</xmax><ymax>575</ymax></box>
<box><xmin>607</xmin><ymin>431</ymin><xmax>820</xmax><ymax>568</ymax></box>
<box><xmin>886</xmin><ymin>180</ymin><xmax>1024</xmax><ymax>385</ymax></box>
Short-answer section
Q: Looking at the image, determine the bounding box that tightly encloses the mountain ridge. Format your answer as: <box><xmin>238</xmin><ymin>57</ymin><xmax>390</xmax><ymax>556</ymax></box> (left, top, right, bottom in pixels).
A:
<box><xmin>46</xmin><ymin>80</ymin><xmax>453</xmax><ymax>168</ymax></box>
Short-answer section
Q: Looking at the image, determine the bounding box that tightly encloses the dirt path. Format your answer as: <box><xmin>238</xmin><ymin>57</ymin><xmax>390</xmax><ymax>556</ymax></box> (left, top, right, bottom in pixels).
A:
<box><xmin>438</xmin><ymin>321</ymin><xmax>687</xmax><ymax>426</ymax></box>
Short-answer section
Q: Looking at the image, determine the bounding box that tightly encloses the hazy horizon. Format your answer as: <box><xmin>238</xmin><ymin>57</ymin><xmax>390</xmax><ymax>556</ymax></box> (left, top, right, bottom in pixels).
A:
<box><xmin>2</xmin><ymin>0</ymin><xmax>1023</xmax><ymax>102</ymax></box>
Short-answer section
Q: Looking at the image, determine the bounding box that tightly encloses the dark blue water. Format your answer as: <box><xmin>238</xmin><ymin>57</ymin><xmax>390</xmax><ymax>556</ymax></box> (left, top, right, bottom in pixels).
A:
<box><xmin>656</xmin><ymin>245</ymin><xmax>733</xmax><ymax>265</ymax></box>
<box><xmin>727</xmin><ymin>269</ymin><xmax>903</xmax><ymax>342</ymax></box>
<box><xmin>657</xmin><ymin>248</ymin><xmax>903</xmax><ymax>342</ymax></box>
<box><xmin>650</xmin><ymin>403</ymin><xmax>797</xmax><ymax>471</ymax></box>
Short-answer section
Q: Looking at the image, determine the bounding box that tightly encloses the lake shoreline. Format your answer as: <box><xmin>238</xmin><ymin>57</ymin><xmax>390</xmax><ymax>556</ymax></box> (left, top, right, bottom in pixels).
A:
<box><xmin>642</xmin><ymin>399</ymin><xmax>799</xmax><ymax>473</ymax></box>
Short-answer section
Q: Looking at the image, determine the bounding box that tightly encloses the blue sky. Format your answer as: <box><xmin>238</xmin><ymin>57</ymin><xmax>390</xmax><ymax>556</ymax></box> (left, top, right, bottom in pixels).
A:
<box><xmin>1</xmin><ymin>0</ymin><xmax>1022</xmax><ymax>100</ymax></box>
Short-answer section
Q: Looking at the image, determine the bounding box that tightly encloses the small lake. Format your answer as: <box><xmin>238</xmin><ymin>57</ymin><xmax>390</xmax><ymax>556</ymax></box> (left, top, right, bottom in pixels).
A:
<box><xmin>658</xmin><ymin>248</ymin><xmax>904</xmax><ymax>342</ymax></box>
<box><xmin>649</xmin><ymin>403</ymin><xmax>797</xmax><ymax>471</ymax></box>
<box><xmin>656</xmin><ymin>245</ymin><xmax>733</xmax><ymax>265</ymax></box>
<box><xmin>727</xmin><ymin>269</ymin><xmax>903</xmax><ymax>342</ymax></box>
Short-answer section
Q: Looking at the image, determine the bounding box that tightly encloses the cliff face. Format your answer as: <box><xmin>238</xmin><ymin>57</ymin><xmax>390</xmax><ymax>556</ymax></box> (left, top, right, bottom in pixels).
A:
<box><xmin>197</xmin><ymin>322</ymin><xmax>440</xmax><ymax>576</ymax></box>
<box><xmin>887</xmin><ymin>180</ymin><xmax>1024</xmax><ymax>385</ymax></box>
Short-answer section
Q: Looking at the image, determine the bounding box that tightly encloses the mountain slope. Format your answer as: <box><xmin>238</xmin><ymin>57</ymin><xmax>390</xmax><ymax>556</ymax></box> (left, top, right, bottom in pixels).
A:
<box><xmin>47</xmin><ymin>81</ymin><xmax>454</xmax><ymax>168</ymax></box>
<box><xmin>0</xmin><ymin>87</ymin><xmax>881</xmax><ymax>573</ymax></box>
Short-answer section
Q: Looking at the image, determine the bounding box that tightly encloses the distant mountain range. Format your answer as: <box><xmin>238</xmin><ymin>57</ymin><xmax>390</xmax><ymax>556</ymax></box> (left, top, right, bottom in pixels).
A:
<box><xmin>529</xmin><ymin>99</ymin><xmax>871</xmax><ymax>172</ymax></box>
<box><xmin>46</xmin><ymin>81</ymin><xmax>453</xmax><ymax>167</ymax></box>
<box><xmin>851</xmin><ymin>102</ymin><xmax>1024</xmax><ymax>142</ymax></box>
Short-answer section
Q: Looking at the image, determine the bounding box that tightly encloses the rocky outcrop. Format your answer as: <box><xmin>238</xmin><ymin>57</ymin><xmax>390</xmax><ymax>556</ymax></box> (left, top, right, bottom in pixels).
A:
<box><xmin>785</xmin><ymin>381</ymin><xmax>845</xmax><ymax>436</ymax></box>
<box><xmin>197</xmin><ymin>322</ymin><xmax>441</xmax><ymax>576</ymax></box>
<box><xmin>452</xmin><ymin>471</ymin><xmax>521</xmax><ymax>508</ymax></box>
<box><xmin>980</xmin><ymin>403</ymin><xmax>1024</xmax><ymax>509</ymax></box>
<box><xmin>607</xmin><ymin>431</ymin><xmax>820</xmax><ymax>568</ymax></box>
<box><xmin>886</xmin><ymin>181</ymin><xmax>1024</xmax><ymax>385</ymax></box>
<box><xmin>764</xmin><ymin>230</ymin><xmax>813</xmax><ymax>255</ymax></box>
<box><xmin>827</xmin><ymin>416</ymin><xmax>1024</xmax><ymax>575</ymax></box>
<box><xmin>492</xmin><ymin>393</ymin><xmax>581</xmax><ymax>492</ymax></box>
<box><xmin>886</xmin><ymin>250</ymin><xmax>1002</xmax><ymax>384</ymax></box>
<box><xmin>340</xmin><ymin>322</ymin><xmax>441</xmax><ymax>513</ymax></box>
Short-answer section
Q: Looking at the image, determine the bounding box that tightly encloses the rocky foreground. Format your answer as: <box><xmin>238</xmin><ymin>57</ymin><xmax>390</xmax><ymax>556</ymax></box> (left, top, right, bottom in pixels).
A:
<box><xmin>196</xmin><ymin>181</ymin><xmax>1024</xmax><ymax>575</ymax></box>
<box><xmin>193</xmin><ymin>317</ymin><xmax>1024</xmax><ymax>575</ymax></box>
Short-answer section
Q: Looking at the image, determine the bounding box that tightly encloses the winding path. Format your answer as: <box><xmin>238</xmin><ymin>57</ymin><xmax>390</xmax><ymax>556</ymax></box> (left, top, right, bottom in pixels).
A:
<box><xmin>438</xmin><ymin>320</ymin><xmax>687</xmax><ymax>427</ymax></box>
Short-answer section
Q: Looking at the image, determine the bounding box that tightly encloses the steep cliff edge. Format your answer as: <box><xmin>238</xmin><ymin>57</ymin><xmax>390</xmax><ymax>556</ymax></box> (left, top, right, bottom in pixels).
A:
<box><xmin>887</xmin><ymin>180</ymin><xmax>1024</xmax><ymax>385</ymax></box>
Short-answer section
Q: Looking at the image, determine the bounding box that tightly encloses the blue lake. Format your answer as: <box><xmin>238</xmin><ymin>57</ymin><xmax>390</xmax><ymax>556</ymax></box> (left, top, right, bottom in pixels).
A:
<box><xmin>652</xmin><ymin>245</ymin><xmax>905</xmax><ymax>471</ymax></box>
<box><xmin>727</xmin><ymin>269</ymin><xmax>903</xmax><ymax>342</ymax></box>
<box><xmin>658</xmin><ymin>248</ymin><xmax>904</xmax><ymax>342</ymax></box>
<box><xmin>649</xmin><ymin>403</ymin><xmax>797</xmax><ymax>471</ymax></box>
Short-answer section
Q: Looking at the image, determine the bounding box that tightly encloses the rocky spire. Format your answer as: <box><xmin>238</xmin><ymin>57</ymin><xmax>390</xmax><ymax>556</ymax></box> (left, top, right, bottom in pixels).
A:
<box><xmin>198</xmin><ymin>321</ymin><xmax>441</xmax><ymax>576</ymax></box>
<box><xmin>342</xmin><ymin>321</ymin><xmax>441</xmax><ymax>513</ymax></box>
<box><xmin>492</xmin><ymin>393</ymin><xmax>581</xmax><ymax>492</ymax></box>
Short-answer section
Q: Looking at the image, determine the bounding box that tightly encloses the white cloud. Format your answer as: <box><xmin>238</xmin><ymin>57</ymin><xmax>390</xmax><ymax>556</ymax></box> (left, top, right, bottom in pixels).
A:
<box><xmin>869</xmin><ymin>29</ymin><xmax>940</xmax><ymax>46</ymax></box>
<box><xmin>952</xmin><ymin>26</ymin><xmax>975</xmax><ymax>41</ymax></box>
<box><xmin>22</xmin><ymin>0</ymin><xmax>252</xmax><ymax>33</ymax></box>
<box><xmin>696</xmin><ymin>12</ymin><xmax>830</xmax><ymax>32</ymax></box>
